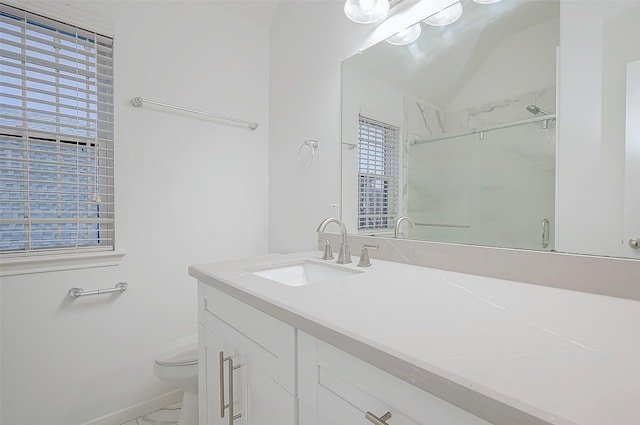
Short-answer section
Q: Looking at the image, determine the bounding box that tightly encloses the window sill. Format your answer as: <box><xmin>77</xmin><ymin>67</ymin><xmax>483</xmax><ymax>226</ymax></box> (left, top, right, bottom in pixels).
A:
<box><xmin>0</xmin><ymin>250</ymin><xmax>126</xmax><ymax>277</ymax></box>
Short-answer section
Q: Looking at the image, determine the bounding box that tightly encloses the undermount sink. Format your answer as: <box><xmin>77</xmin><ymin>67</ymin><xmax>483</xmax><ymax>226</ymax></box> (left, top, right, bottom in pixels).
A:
<box><xmin>250</xmin><ymin>260</ymin><xmax>362</xmax><ymax>286</ymax></box>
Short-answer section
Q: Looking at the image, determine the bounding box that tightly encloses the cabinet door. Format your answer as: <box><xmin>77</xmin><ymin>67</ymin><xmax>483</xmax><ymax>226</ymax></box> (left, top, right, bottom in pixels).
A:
<box><xmin>200</xmin><ymin>325</ymin><xmax>227</xmax><ymax>425</ymax></box>
<box><xmin>218</xmin><ymin>319</ymin><xmax>297</xmax><ymax>425</ymax></box>
<box><xmin>200</xmin><ymin>320</ymin><xmax>297</xmax><ymax>425</ymax></box>
<box><xmin>200</xmin><ymin>283</ymin><xmax>296</xmax><ymax>393</ymax></box>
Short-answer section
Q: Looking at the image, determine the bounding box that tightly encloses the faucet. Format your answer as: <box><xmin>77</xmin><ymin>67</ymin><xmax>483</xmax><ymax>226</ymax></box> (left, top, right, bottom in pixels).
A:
<box><xmin>394</xmin><ymin>216</ymin><xmax>415</xmax><ymax>238</ymax></box>
<box><xmin>316</xmin><ymin>217</ymin><xmax>351</xmax><ymax>264</ymax></box>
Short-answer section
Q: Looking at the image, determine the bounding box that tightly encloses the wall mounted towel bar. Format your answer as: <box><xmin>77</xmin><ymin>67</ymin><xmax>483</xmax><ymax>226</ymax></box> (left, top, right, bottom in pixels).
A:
<box><xmin>69</xmin><ymin>282</ymin><xmax>128</xmax><ymax>299</ymax></box>
<box><xmin>131</xmin><ymin>97</ymin><xmax>259</xmax><ymax>130</ymax></box>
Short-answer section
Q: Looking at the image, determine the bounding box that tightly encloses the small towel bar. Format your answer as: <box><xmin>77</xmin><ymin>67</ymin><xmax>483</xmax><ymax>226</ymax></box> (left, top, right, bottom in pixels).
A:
<box><xmin>69</xmin><ymin>282</ymin><xmax>128</xmax><ymax>299</ymax></box>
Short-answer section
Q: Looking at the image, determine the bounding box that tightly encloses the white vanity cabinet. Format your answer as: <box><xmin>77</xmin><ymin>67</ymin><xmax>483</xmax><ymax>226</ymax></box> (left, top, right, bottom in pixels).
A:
<box><xmin>197</xmin><ymin>282</ymin><xmax>491</xmax><ymax>425</ymax></box>
<box><xmin>198</xmin><ymin>283</ymin><xmax>297</xmax><ymax>425</ymax></box>
<box><xmin>192</xmin><ymin>253</ymin><xmax>639</xmax><ymax>425</ymax></box>
<box><xmin>298</xmin><ymin>332</ymin><xmax>491</xmax><ymax>425</ymax></box>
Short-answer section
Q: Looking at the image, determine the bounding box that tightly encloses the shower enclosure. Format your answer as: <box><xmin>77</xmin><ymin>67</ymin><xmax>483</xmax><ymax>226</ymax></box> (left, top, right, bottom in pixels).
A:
<box><xmin>406</xmin><ymin>101</ymin><xmax>556</xmax><ymax>251</ymax></box>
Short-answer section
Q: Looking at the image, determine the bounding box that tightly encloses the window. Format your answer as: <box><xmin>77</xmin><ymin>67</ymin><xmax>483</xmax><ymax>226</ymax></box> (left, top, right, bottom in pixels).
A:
<box><xmin>357</xmin><ymin>115</ymin><xmax>399</xmax><ymax>232</ymax></box>
<box><xmin>0</xmin><ymin>3</ymin><xmax>114</xmax><ymax>255</ymax></box>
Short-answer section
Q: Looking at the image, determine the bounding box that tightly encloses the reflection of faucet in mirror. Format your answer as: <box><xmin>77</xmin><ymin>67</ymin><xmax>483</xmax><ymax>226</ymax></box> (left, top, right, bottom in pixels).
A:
<box><xmin>394</xmin><ymin>216</ymin><xmax>416</xmax><ymax>239</ymax></box>
<box><xmin>317</xmin><ymin>217</ymin><xmax>351</xmax><ymax>264</ymax></box>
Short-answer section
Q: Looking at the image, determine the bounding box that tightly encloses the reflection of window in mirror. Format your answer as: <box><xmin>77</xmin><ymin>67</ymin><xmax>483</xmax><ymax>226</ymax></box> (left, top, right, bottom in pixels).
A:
<box><xmin>357</xmin><ymin>115</ymin><xmax>399</xmax><ymax>233</ymax></box>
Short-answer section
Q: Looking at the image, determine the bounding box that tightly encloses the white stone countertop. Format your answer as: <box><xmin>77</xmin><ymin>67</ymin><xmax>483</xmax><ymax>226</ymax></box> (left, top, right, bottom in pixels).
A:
<box><xmin>189</xmin><ymin>251</ymin><xmax>640</xmax><ymax>425</ymax></box>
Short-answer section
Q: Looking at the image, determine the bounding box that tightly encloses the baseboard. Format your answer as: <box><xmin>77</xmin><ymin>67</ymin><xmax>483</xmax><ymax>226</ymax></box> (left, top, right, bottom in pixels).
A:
<box><xmin>81</xmin><ymin>389</ymin><xmax>183</xmax><ymax>425</ymax></box>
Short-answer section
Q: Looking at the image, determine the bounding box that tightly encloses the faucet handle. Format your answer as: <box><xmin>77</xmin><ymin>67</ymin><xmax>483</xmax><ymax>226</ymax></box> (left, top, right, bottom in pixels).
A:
<box><xmin>319</xmin><ymin>239</ymin><xmax>334</xmax><ymax>260</ymax></box>
<box><xmin>358</xmin><ymin>244</ymin><xmax>378</xmax><ymax>267</ymax></box>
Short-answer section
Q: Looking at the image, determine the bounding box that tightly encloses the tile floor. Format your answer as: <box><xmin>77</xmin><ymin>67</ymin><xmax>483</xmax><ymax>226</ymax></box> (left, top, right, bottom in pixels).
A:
<box><xmin>120</xmin><ymin>402</ymin><xmax>182</xmax><ymax>425</ymax></box>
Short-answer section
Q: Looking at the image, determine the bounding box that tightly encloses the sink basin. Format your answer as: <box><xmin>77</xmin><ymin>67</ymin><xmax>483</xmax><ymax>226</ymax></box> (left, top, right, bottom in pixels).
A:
<box><xmin>250</xmin><ymin>260</ymin><xmax>362</xmax><ymax>286</ymax></box>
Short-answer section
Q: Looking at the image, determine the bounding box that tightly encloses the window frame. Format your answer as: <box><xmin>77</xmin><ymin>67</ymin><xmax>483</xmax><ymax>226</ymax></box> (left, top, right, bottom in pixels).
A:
<box><xmin>356</xmin><ymin>115</ymin><xmax>400</xmax><ymax>234</ymax></box>
<box><xmin>0</xmin><ymin>2</ymin><xmax>117</xmax><ymax>264</ymax></box>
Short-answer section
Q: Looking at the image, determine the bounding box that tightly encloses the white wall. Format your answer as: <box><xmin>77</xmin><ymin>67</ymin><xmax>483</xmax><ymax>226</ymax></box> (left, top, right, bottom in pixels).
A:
<box><xmin>1</xmin><ymin>2</ymin><xmax>269</xmax><ymax>425</ymax></box>
<box><xmin>269</xmin><ymin>0</ymin><xmax>458</xmax><ymax>253</ymax></box>
<box><xmin>556</xmin><ymin>0</ymin><xmax>640</xmax><ymax>257</ymax></box>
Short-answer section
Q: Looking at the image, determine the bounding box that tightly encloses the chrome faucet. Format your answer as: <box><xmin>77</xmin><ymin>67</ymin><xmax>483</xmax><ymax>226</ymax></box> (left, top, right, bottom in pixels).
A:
<box><xmin>316</xmin><ymin>217</ymin><xmax>351</xmax><ymax>264</ymax></box>
<box><xmin>394</xmin><ymin>216</ymin><xmax>415</xmax><ymax>238</ymax></box>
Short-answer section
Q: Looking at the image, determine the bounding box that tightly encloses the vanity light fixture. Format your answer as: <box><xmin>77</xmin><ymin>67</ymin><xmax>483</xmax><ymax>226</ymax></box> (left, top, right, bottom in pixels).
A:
<box><xmin>344</xmin><ymin>0</ymin><xmax>390</xmax><ymax>24</ymax></box>
<box><xmin>386</xmin><ymin>23</ymin><xmax>422</xmax><ymax>45</ymax></box>
<box><xmin>473</xmin><ymin>0</ymin><xmax>502</xmax><ymax>3</ymax></box>
<box><xmin>423</xmin><ymin>1</ymin><xmax>463</xmax><ymax>26</ymax></box>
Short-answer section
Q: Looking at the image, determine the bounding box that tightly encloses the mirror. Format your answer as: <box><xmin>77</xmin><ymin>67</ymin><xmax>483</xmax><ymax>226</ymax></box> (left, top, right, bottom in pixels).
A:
<box><xmin>341</xmin><ymin>0</ymin><xmax>640</xmax><ymax>259</ymax></box>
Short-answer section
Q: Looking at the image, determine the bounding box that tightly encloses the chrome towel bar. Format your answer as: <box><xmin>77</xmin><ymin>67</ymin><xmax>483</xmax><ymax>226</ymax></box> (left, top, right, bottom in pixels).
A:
<box><xmin>68</xmin><ymin>282</ymin><xmax>128</xmax><ymax>299</ymax></box>
<box><xmin>131</xmin><ymin>97</ymin><xmax>259</xmax><ymax>130</ymax></box>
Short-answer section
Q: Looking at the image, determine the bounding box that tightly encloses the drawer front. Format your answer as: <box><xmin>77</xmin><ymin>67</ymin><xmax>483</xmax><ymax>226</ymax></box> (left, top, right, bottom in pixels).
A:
<box><xmin>199</xmin><ymin>282</ymin><xmax>296</xmax><ymax>394</ymax></box>
<box><xmin>317</xmin><ymin>373</ymin><xmax>420</xmax><ymax>425</ymax></box>
<box><xmin>300</xmin><ymin>333</ymin><xmax>490</xmax><ymax>425</ymax></box>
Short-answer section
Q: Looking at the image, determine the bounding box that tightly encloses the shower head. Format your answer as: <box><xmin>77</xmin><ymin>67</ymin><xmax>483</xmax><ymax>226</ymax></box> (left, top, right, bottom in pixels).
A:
<box><xmin>526</xmin><ymin>105</ymin><xmax>552</xmax><ymax>115</ymax></box>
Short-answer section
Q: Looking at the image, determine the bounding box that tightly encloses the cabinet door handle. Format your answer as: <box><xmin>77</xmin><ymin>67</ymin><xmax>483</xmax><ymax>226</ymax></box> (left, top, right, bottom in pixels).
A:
<box><xmin>227</xmin><ymin>356</ymin><xmax>241</xmax><ymax>425</ymax></box>
<box><xmin>219</xmin><ymin>351</ymin><xmax>226</xmax><ymax>419</ymax></box>
<box><xmin>219</xmin><ymin>351</ymin><xmax>242</xmax><ymax>423</ymax></box>
<box><xmin>365</xmin><ymin>411</ymin><xmax>392</xmax><ymax>425</ymax></box>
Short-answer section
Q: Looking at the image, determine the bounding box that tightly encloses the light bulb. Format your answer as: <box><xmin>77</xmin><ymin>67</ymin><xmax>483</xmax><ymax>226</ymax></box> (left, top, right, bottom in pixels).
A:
<box><xmin>344</xmin><ymin>0</ymin><xmax>390</xmax><ymax>24</ymax></box>
<box><xmin>360</xmin><ymin>0</ymin><xmax>375</xmax><ymax>11</ymax></box>
<box><xmin>423</xmin><ymin>1</ymin><xmax>463</xmax><ymax>27</ymax></box>
<box><xmin>386</xmin><ymin>23</ymin><xmax>422</xmax><ymax>46</ymax></box>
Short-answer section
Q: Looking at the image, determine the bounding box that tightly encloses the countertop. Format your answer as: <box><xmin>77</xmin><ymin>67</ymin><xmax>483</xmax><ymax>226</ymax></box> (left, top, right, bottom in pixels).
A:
<box><xmin>189</xmin><ymin>251</ymin><xmax>640</xmax><ymax>425</ymax></box>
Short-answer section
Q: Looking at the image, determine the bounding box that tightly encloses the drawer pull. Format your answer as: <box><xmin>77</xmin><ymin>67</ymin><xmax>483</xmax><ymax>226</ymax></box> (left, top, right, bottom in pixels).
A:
<box><xmin>219</xmin><ymin>351</ymin><xmax>242</xmax><ymax>424</ymax></box>
<box><xmin>365</xmin><ymin>411</ymin><xmax>392</xmax><ymax>425</ymax></box>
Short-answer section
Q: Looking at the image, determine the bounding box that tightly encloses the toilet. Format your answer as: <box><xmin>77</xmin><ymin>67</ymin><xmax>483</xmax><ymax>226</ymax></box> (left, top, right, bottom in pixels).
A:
<box><xmin>152</xmin><ymin>334</ymin><xmax>198</xmax><ymax>425</ymax></box>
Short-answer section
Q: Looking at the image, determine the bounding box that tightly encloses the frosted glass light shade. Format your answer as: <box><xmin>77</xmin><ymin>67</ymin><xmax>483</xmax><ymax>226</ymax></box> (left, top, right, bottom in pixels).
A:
<box><xmin>386</xmin><ymin>23</ymin><xmax>422</xmax><ymax>46</ymax></box>
<box><xmin>344</xmin><ymin>0</ymin><xmax>390</xmax><ymax>24</ymax></box>
<box><xmin>423</xmin><ymin>1</ymin><xmax>463</xmax><ymax>26</ymax></box>
<box><xmin>473</xmin><ymin>0</ymin><xmax>502</xmax><ymax>3</ymax></box>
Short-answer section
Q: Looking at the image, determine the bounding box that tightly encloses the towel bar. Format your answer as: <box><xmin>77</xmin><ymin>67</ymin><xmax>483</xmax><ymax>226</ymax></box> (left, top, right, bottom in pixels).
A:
<box><xmin>68</xmin><ymin>282</ymin><xmax>128</xmax><ymax>299</ymax></box>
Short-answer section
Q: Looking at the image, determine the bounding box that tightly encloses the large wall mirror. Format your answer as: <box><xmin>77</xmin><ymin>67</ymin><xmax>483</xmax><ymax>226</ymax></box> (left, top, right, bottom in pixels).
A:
<box><xmin>341</xmin><ymin>0</ymin><xmax>640</xmax><ymax>259</ymax></box>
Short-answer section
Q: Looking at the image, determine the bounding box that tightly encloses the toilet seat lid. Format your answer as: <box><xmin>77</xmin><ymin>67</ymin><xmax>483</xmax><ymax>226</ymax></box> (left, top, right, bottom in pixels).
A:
<box><xmin>155</xmin><ymin>334</ymin><xmax>198</xmax><ymax>366</ymax></box>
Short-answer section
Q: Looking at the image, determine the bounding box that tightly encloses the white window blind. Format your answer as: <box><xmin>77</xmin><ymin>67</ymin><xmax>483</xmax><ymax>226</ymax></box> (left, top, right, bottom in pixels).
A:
<box><xmin>357</xmin><ymin>115</ymin><xmax>399</xmax><ymax>231</ymax></box>
<box><xmin>0</xmin><ymin>3</ymin><xmax>114</xmax><ymax>255</ymax></box>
